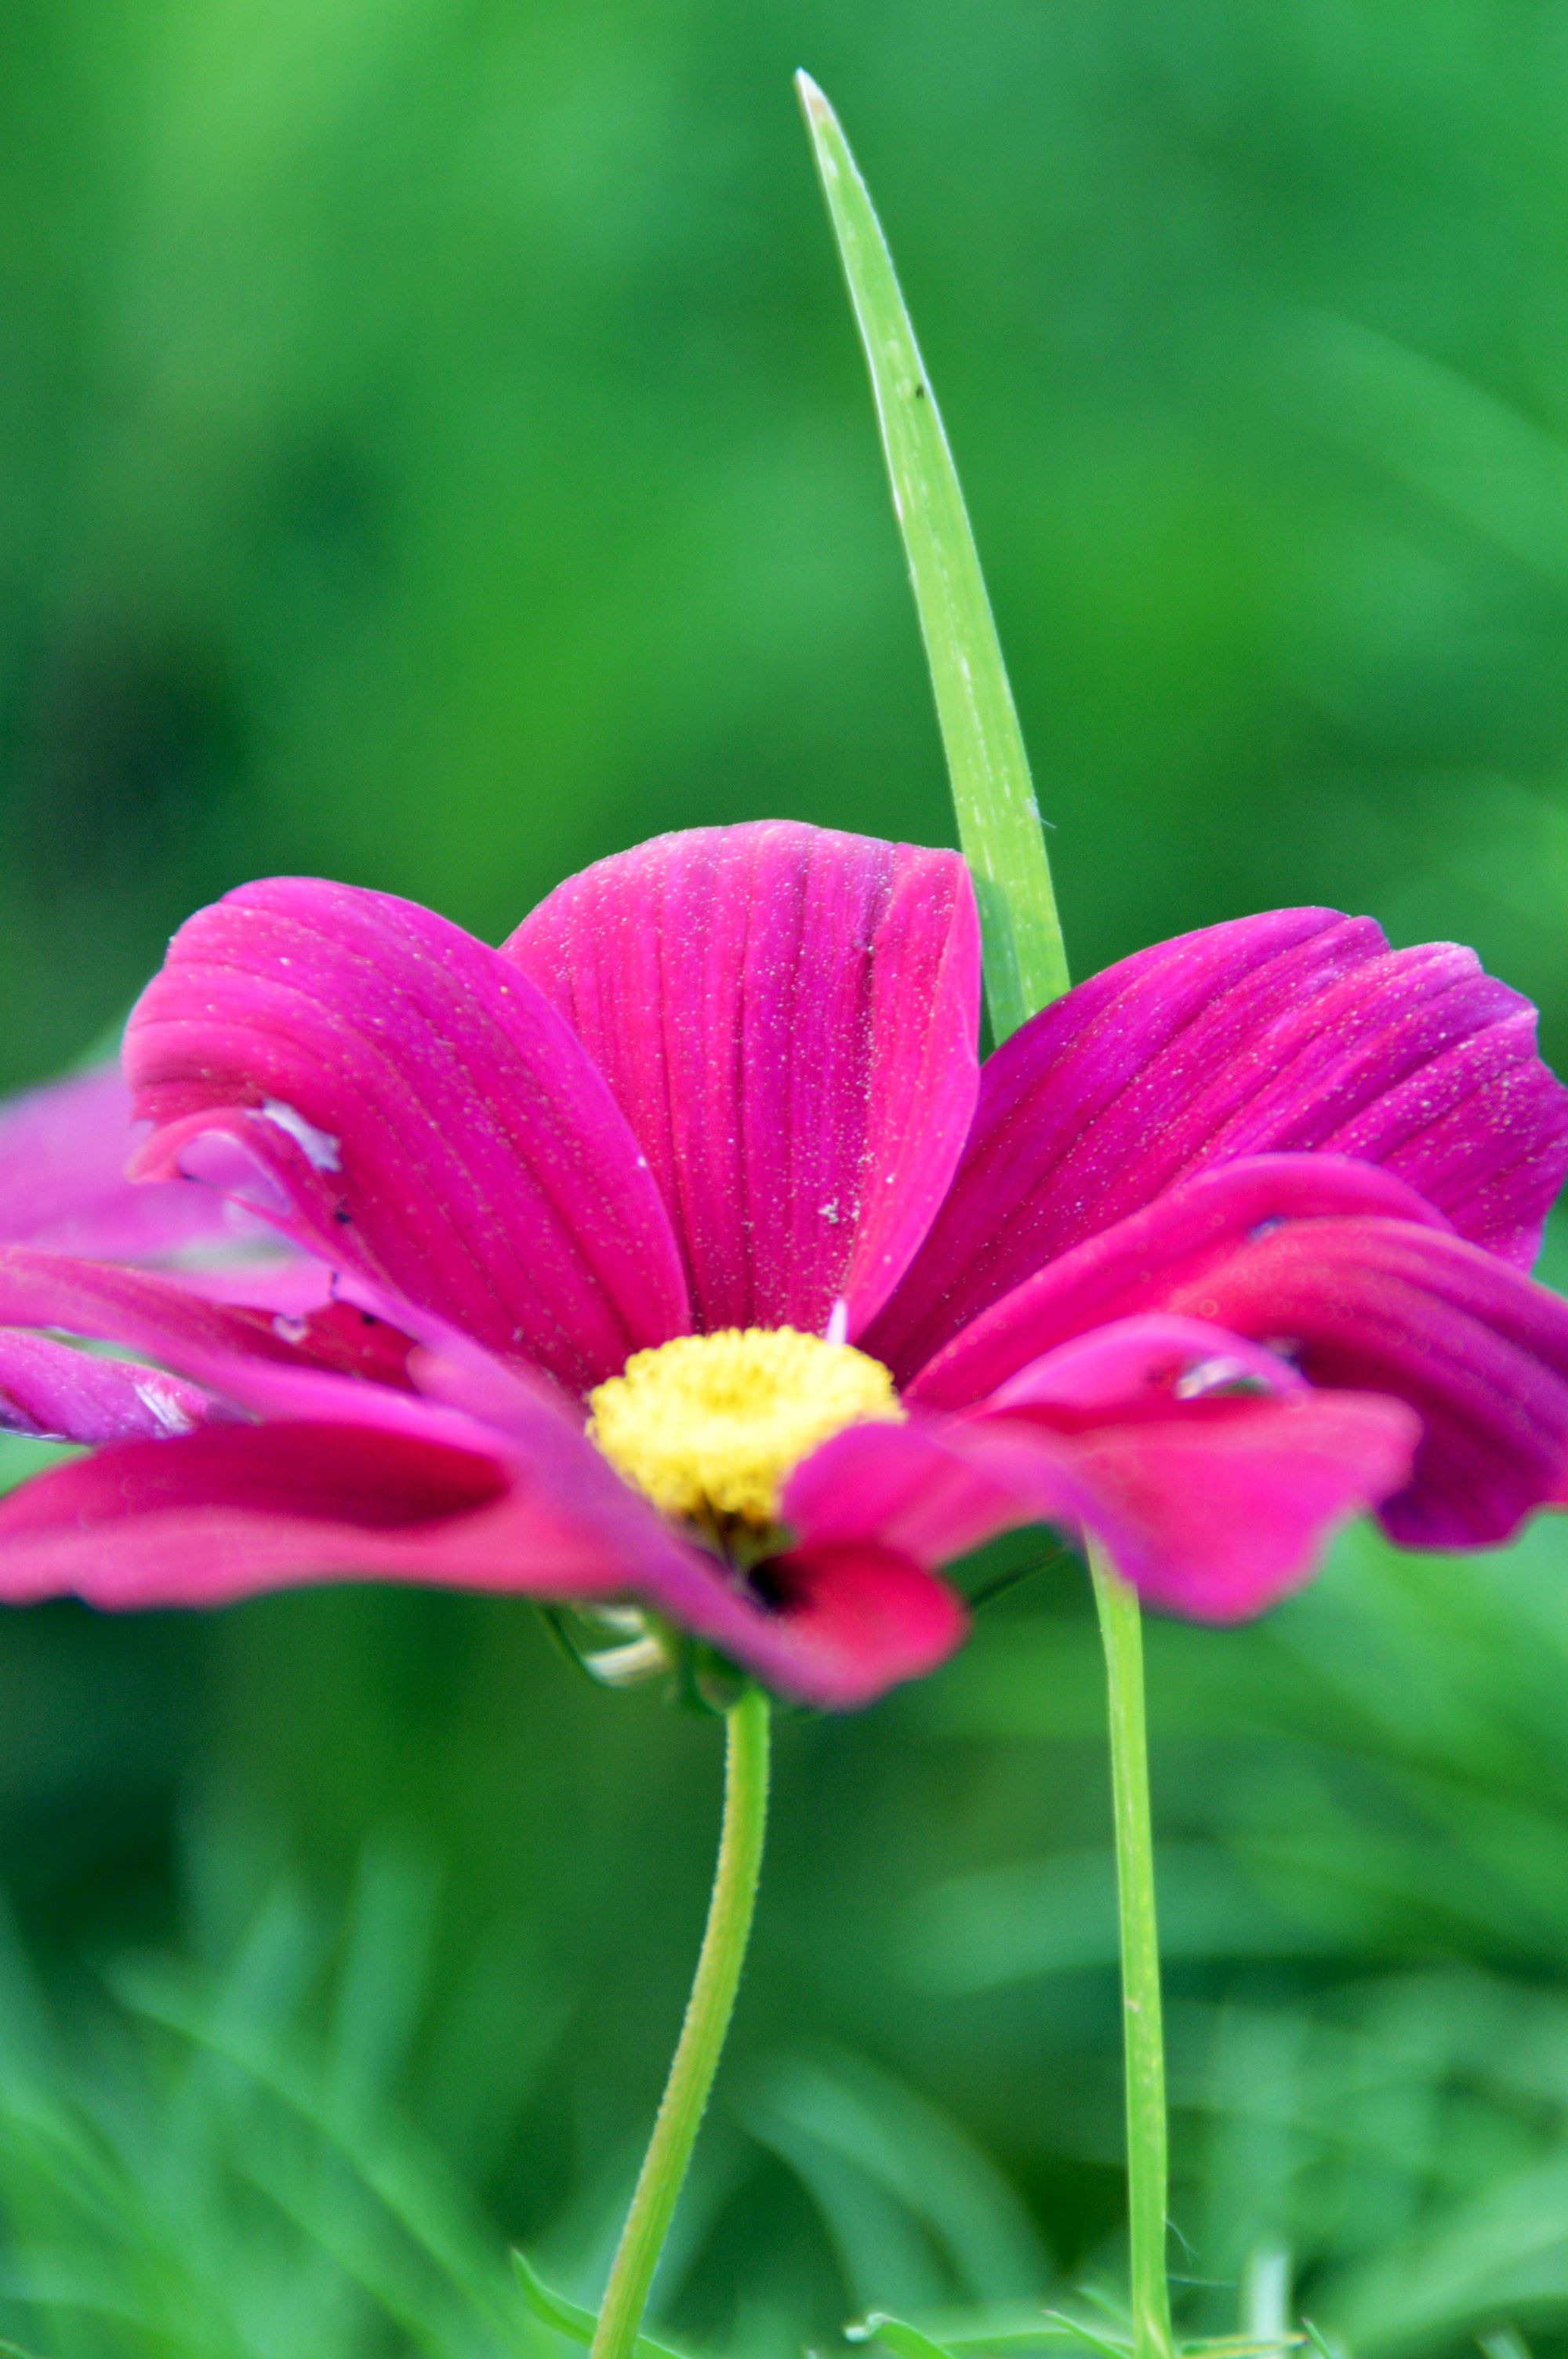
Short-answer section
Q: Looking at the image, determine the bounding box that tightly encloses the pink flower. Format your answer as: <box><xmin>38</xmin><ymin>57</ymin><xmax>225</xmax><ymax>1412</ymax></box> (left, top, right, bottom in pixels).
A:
<box><xmin>0</xmin><ymin>822</ymin><xmax>1566</xmax><ymax>1709</ymax></box>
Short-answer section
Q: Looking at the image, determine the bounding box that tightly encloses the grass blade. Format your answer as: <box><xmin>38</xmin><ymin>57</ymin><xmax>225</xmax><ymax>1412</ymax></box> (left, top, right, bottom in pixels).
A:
<box><xmin>1041</xmin><ymin>2310</ymin><xmax>1134</xmax><ymax>2359</ymax></box>
<box><xmin>509</xmin><ymin>2254</ymin><xmax>695</xmax><ymax>2359</ymax></box>
<box><xmin>796</xmin><ymin>71</ymin><xmax>1069</xmax><ymax>1039</ymax></box>
<box><xmin>848</xmin><ymin>2314</ymin><xmax>964</xmax><ymax>2359</ymax></box>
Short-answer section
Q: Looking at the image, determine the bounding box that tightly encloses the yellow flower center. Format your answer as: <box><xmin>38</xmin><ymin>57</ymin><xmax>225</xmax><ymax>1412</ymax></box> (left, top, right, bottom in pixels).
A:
<box><xmin>588</xmin><ymin>1326</ymin><xmax>903</xmax><ymax>1536</ymax></box>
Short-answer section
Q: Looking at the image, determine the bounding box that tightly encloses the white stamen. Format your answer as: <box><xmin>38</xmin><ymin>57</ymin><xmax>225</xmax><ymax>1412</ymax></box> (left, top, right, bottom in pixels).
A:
<box><xmin>825</xmin><ymin>1299</ymin><xmax>850</xmax><ymax>1347</ymax></box>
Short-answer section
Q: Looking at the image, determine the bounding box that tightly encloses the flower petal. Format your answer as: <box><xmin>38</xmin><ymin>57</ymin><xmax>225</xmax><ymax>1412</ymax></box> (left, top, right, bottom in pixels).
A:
<box><xmin>909</xmin><ymin>1159</ymin><xmax>1568</xmax><ymax>1553</ymax></box>
<box><xmin>0</xmin><ymin>1330</ymin><xmax>213</xmax><ymax>1443</ymax></box>
<box><xmin>170</xmin><ymin>1256</ymin><xmax>338</xmax><ymax>1314</ymax></box>
<box><xmin>0</xmin><ymin>1065</ymin><xmax>273</xmax><ymax>1262</ymax></box>
<box><xmin>784</xmin><ymin>1416</ymin><xmax>1028</xmax><ymax>1565</ymax></box>
<box><xmin>0</xmin><ymin>1422</ymin><xmax>546</xmax><ymax>1607</ymax></box>
<box><xmin>0</xmin><ymin>1244</ymin><xmax>409</xmax><ymax>1389</ymax></box>
<box><xmin>786</xmin><ymin>1314</ymin><xmax>1311</xmax><ymax>1568</ymax></box>
<box><xmin>954</xmin><ymin>1390</ymin><xmax>1420</xmax><ymax>1620</ymax></box>
<box><xmin>0</xmin><ymin>1245</ymin><xmax>317</xmax><ymax>1369</ymax></box>
<box><xmin>504</xmin><ymin>822</ymin><xmax>980</xmax><ymax>1336</ymax></box>
<box><xmin>123</xmin><ymin>878</ymin><xmax>691</xmax><ymax>1390</ymax></box>
<box><xmin>750</xmin><ymin>1544</ymin><xmax>966</xmax><ymax>1706</ymax></box>
<box><xmin>1156</xmin><ymin>1216</ymin><xmax>1568</xmax><ymax>1550</ymax></box>
<box><xmin>788</xmin><ymin>1313</ymin><xmax>1416</xmax><ymax>1621</ymax></box>
<box><xmin>906</xmin><ymin>1155</ymin><xmax>1449</xmax><ymax>1404</ymax></box>
<box><xmin>985</xmin><ymin>1312</ymin><xmax>1308</xmax><ymax>1413</ymax></box>
<box><xmin>872</xmin><ymin>909</ymin><xmax>1568</xmax><ymax>1371</ymax></box>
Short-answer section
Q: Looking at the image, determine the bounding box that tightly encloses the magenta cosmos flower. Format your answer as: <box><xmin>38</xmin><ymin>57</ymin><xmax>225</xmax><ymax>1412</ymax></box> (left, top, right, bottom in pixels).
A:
<box><xmin>0</xmin><ymin>821</ymin><xmax>1566</xmax><ymax>1710</ymax></box>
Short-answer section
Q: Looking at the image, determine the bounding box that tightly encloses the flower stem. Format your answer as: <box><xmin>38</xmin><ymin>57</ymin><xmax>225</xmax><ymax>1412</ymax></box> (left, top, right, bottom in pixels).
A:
<box><xmin>1090</xmin><ymin>1543</ymin><xmax>1175</xmax><ymax>2359</ymax></box>
<box><xmin>588</xmin><ymin>1684</ymin><xmax>771</xmax><ymax>2359</ymax></box>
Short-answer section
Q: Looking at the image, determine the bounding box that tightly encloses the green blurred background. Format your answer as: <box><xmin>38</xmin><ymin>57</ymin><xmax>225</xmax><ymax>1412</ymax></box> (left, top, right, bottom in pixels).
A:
<box><xmin>5</xmin><ymin>2</ymin><xmax>1568</xmax><ymax>2354</ymax></box>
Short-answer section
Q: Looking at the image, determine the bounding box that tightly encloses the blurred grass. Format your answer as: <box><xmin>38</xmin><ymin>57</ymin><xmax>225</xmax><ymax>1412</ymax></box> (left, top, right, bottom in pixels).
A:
<box><xmin>6</xmin><ymin>1</ymin><xmax>1568</xmax><ymax>2353</ymax></box>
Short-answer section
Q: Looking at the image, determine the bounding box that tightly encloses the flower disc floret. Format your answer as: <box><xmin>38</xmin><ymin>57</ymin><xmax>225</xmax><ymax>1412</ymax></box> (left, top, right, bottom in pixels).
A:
<box><xmin>588</xmin><ymin>1328</ymin><xmax>903</xmax><ymax>1530</ymax></box>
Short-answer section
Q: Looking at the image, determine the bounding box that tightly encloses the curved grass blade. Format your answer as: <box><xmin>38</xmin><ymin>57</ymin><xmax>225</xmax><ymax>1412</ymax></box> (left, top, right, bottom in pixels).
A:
<box><xmin>1041</xmin><ymin>2312</ymin><xmax>1134</xmax><ymax>2359</ymax></box>
<box><xmin>796</xmin><ymin>71</ymin><xmax>1069</xmax><ymax>1040</ymax></box>
<box><xmin>510</xmin><ymin>2253</ymin><xmax>695</xmax><ymax>2359</ymax></box>
<box><xmin>848</xmin><ymin>2314</ymin><xmax>965</xmax><ymax>2359</ymax></box>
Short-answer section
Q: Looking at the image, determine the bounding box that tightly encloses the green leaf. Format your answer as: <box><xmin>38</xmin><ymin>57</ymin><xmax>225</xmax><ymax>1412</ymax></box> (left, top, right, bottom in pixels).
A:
<box><xmin>796</xmin><ymin>71</ymin><xmax>1069</xmax><ymax>1039</ymax></box>
<box><xmin>509</xmin><ymin>2252</ymin><xmax>695</xmax><ymax>2359</ymax></box>
<box><xmin>510</xmin><ymin>2252</ymin><xmax>597</xmax><ymax>2343</ymax></box>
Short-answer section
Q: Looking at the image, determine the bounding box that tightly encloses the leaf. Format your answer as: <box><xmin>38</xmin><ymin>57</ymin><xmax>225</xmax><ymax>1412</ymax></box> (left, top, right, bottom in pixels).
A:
<box><xmin>509</xmin><ymin>2252</ymin><xmax>695</xmax><ymax>2359</ymax></box>
<box><xmin>1040</xmin><ymin>2310</ymin><xmax>1134</xmax><ymax>2359</ymax></box>
<box><xmin>796</xmin><ymin>71</ymin><xmax>1068</xmax><ymax>1039</ymax></box>
<box><xmin>848</xmin><ymin>2314</ymin><xmax>964</xmax><ymax>2359</ymax></box>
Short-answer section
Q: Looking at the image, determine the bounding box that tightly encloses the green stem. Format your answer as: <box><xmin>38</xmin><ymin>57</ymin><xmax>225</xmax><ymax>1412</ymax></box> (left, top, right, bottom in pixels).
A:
<box><xmin>588</xmin><ymin>1685</ymin><xmax>771</xmax><ymax>2359</ymax></box>
<box><xmin>1091</xmin><ymin>1544</ymin><xmax>1174</xmax><ymax>2359</ymax></box>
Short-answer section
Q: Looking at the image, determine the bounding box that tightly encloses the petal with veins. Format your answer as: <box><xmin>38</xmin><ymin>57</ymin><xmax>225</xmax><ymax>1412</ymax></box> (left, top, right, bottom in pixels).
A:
<box><xmin>506</xmin><ymin>822</ymin><xmax>979</xmax><ymax>1336</ymax></box>
<box><xmin>124</xmin><ymin>878</ymin><xmax>691</xmax><ymax>1390</ymax></box>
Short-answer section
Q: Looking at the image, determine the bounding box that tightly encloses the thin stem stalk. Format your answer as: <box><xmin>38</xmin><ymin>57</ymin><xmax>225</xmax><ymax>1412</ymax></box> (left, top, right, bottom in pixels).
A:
<box><xmin>1091</xmin><ymin>1544</ymin><xmax>1175</xmax><ymax>2359</ymax></box>
<box><xmin>588</xmin><ymin>1685</ymin><xmax>771</xmax><ymax>2359</ymax></box>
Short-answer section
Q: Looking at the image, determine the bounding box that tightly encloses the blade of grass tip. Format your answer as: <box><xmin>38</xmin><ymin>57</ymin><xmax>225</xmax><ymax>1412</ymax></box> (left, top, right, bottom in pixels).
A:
<box><xmin>1298</xmin><ymin>2324</ymin><xmax>1341</xmax><ymax>2359</ymax></box>
<box><xmin>846</xmin><ymin>2314</ymin><xmax>963</xmax><ymax>2359</ymax></box>
<box><xmin>858</xmin><ymin>2314</ymin><xmax>1062</xmax><ymax>2355</ymax></box>
<box><xmin>796</xmin><ymin>69</ymin><xmax>1069</xmax><ymax>1041</ymax></box>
